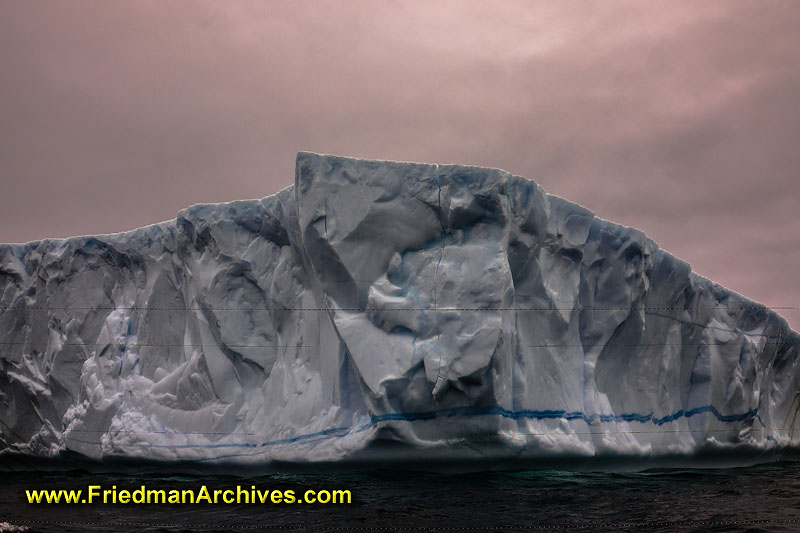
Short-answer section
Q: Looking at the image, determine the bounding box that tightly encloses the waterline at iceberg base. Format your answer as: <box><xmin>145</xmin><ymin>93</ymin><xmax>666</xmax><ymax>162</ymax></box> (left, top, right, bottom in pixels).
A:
<box><xmin>1</xmin><ymin>152</ymin><xmax>798</xmax><ymax>473</ymax></box>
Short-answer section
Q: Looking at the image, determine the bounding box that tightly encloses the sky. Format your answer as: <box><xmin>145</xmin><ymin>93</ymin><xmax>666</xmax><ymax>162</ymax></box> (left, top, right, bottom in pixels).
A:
<box><xmin>0</xmin><ymin>0</ymin><xmax>798</xmax><ymax>328</ymax></box>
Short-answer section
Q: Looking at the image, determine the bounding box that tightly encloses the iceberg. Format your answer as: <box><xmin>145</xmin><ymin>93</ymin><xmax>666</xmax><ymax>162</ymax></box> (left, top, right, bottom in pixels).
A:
<box><xmin>1</xmin><ymin>152</ymin><xmax>798</xmax><ymax>472</ymax></box>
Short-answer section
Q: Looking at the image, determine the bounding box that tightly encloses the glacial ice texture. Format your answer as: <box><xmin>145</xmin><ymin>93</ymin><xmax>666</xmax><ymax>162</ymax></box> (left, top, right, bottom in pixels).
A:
<box><xmin>1</xmin><ymin>152</ymin><xmax>799</xmax><ymax>472</ymax></box>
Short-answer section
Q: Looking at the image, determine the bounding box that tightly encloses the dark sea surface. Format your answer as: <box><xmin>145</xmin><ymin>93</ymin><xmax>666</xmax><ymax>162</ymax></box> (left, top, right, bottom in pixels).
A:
<box><xmin>3</xmin><ymin>462</ymin><xmax>800</xmax><ymax>532</ymax></box>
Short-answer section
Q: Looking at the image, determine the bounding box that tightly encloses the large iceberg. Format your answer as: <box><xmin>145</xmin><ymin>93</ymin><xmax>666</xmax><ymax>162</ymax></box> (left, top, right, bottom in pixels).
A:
<box><xmin>1</xmin><ymin>152</ymin><xmax>799</xmax><ymax>472</ymax></box>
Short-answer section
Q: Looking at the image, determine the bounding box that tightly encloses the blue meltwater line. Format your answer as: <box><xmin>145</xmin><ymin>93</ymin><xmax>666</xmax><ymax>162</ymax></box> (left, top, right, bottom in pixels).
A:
<box><xmin>64</xmin><ymin>403</ymin><xmax>762</xmax><ymax>457</ymax></box>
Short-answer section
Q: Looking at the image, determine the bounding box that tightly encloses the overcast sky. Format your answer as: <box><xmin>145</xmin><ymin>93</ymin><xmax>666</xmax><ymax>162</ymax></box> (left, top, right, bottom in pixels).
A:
<box><xmin>1</xmin><ymin>0</ymin><xmax>798</xmax><ymax>327</ymax></box>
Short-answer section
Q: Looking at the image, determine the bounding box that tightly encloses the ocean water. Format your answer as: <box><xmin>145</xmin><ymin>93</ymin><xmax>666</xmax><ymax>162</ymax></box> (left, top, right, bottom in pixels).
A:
<box><xmin>2</xmin><ymin>462</ymin><xmax>800</xmax><ymax>532</ymax></box>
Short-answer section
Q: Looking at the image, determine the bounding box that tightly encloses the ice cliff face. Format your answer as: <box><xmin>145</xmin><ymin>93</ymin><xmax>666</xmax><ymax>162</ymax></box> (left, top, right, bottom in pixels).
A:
<box><xmin>1</xmin><ymin>152</ymin><xmax>799</xmax><ymax>472</ymax></box>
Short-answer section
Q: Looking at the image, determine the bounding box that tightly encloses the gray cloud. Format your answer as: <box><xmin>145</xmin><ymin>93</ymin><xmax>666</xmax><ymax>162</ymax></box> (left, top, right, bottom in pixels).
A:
<box><xmin>1</xmin><ymin>0</ymin><xmax>798</xmax><ymax>326</ymax></box>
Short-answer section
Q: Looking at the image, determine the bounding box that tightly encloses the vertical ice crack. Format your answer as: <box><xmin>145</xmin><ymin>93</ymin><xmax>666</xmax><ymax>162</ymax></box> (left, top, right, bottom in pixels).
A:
<box><xmin>433</xmin><ymin>164</ymin><xmax>446</xmax><ymax>393</ymax></box>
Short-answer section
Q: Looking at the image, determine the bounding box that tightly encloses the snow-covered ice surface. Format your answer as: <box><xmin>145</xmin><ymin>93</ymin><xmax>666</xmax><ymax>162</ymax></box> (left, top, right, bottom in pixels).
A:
<box><xmin>1</xmin><ymin>152</ymin><xmax>799</xmax><ymax>473</ymax></box>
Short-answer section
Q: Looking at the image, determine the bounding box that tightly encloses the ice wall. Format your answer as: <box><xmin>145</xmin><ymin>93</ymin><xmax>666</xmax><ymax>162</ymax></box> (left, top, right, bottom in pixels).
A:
<box><xmin>1</xmin><ymin>152</ymin><xmax>798</xmax><ymax>471</ymax></box>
